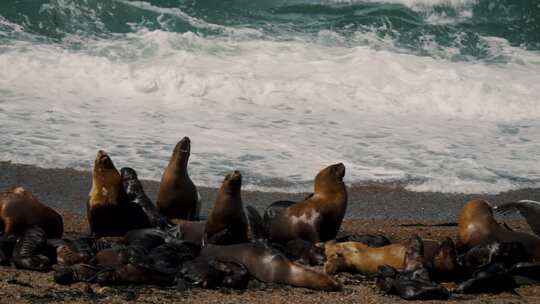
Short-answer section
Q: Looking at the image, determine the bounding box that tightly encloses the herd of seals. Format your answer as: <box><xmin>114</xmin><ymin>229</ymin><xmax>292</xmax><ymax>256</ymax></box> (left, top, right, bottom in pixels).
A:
<box><xmin>1</xmin><ymin>136</ymin><xmax>540</xmax><ymax>300</ymax></box>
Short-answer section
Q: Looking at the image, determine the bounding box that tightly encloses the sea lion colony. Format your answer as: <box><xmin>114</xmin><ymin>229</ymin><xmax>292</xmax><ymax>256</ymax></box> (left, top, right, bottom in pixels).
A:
<box><xmin>1</xmin><ymin>137</ymin><xmax>540</xmax><ymax>301</ymax></box>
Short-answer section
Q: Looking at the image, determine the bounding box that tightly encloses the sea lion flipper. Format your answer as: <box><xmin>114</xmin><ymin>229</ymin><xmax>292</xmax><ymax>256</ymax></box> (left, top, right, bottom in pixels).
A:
<box><xmin>495</xmin><ymin>200</ymin><xmax>540</xmax><ymax>236</ymax></box>
<box><xmin>246</xmin><ymin>206</ymin><xmax>269</xmax><ymax>241</ymax></box>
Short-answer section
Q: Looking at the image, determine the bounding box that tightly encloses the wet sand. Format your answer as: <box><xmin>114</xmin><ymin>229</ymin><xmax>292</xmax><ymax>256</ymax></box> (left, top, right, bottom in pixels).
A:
<box><xmin>2</xmin><ymin>161</ymin><xmax>540</xmax><ymax>221</ymax></box>
<box><xmin>2</xmin><ymin>161</ymin><xmax>540</xmax><ymax>303</ymax></box>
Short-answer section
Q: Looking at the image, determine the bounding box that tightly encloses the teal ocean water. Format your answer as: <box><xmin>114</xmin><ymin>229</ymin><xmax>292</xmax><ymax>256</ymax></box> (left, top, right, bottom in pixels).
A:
<box><xmin>1</xmin><ymin>0</ymin><xmax>540</xmax><ymax>193</ymax></box>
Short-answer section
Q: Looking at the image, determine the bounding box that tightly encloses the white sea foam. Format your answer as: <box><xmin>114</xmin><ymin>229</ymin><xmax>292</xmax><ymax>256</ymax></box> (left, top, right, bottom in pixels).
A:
<box><xmin>0</xmin><ymin>28</ymin><xmax>539</xmax><ymax>193</ymax></box>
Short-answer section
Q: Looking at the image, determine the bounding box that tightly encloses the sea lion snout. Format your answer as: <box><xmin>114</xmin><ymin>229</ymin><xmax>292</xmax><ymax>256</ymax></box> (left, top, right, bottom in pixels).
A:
<box><xmin>333</xmin><ymin>163</ymin><xmax>345</xmax><ymax>179</ymax></box>
<box><xmin>175</xmin><ymin>137</ymin><xmax>191</xmax><ymax>153</ymax></box>
<box><xmin>95</xmin><ymin>150</ymin><xmax>114</xmax><ymax>169</ymax></box>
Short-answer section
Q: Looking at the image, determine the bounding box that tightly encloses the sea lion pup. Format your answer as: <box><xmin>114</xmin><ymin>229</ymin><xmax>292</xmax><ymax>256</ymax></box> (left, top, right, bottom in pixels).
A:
<box><xmin>87</xmin><ymin>150</ymin><xmax>151</xmax><ymax>236</ymax></box>
<box><xmin>179</xmin><ymin>256</ymin><xmax>251</xmax><ymax>290</ymax></box>
<box><xmin>54</xmin><ymin>263</ymin><xmax>103</xmax><ymax>285</ymax></box>
<box><xmin>0</xmin><ymin>187</ymin><xmax>63</xmax><ymax>238</ymax></box>
<box><xmin>430</xmin><ymin>237</ymin><xmax>460</xmax><ymax>282</ymax></box>
<box><xmin>204</xmin><ymin>171</ymin><xmax>248</xmax><ymax>244</ymax></box>
<box><xmin>201</xmin><ymin>242</ymin><xmax>342</xmax><ymax>291</ymax></box>
<box><xmin>157</xmin><ymin>137</ymin><xmax>200</xmax><ymax>220</ymax></box>
<box><xmin>457</xmin><ymin>199</ymin><xmax>540</xmax><ymax>260</ymax></box>
<box><xmin>120</xmin><ymin>167</ymin><xmax>173</xmax><ymax>230</ymax></box>
<box><xmin>12</xmin><ymin>226</ymin><xmax>52</xmax><ymax>271</ymax></box>
<box><xmin>324</xmin><ymin>240</ymin><xmax>407</xmax><ymax>275</ymax></box>
<box><xmin>375</xmin><ymin>236</ymin><xmax>450</xmax><ymax>301</ymax></box>
<box><xmin>248</xmin><ymin>163</ymin><xmax>347</xmax><ymax>244</ymax></box>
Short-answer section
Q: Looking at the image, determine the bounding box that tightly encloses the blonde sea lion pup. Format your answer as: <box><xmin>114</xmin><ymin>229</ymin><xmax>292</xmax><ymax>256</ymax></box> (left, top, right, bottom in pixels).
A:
<box><xmin>324</xmin><ymin>240</ymin><xmax>408</xmax><ymax>275</ymax></box>
<box><xmin>266</xmin><ymin>163</ymin><xmax>347</xmax><ymax>244</ymax></box>
<box><xmin>87</xmin><ymin>150</ymin><xmax>150</xmax><ymax>236</ymax></box>
<box><xmin>457</xmin><ymin>199</ymin><xmax>540</xmax><ymax>260</ymax></box>
<box><xmin>157</xmin><ymin>137</ymin><xmax>200</xmax><ymax>220</ymax></box>
<box><xmin>0</xmin><ymin>187</ymin><xmax>63</xmax><ymax>238</ymax></box>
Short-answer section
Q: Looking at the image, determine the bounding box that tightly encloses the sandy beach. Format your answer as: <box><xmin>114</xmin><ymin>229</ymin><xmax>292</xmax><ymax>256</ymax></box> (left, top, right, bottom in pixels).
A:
<box><xmin>1</xmin><ymin>161</ymin><xmax>540</xmax><ymax>303</ymax></box>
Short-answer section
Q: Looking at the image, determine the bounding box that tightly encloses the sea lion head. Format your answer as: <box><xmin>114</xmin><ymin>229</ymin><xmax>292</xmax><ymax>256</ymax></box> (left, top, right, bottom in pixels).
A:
<box><xmin>221</xmin><ymin>171</ymin><xmax>242</xmax><ymax>194</ymax></box>
<box><xmin>171</xmin><ymin>137</ymin><xmax>191</xmax><ymax>166</ymax></box>
<box><xmin>120</xmin><ymin>167</ymin><xmax>138</xmax><ymax>181</ymax></box>
<box><xmin>314</xmin><ymin>163</ymin><xmax>345</xmax><ymax>192</ymax></box>
<box><xmin>94</xmin><ymin>150</ymin><xmax>116</xmax><ymax>172</ymax></box>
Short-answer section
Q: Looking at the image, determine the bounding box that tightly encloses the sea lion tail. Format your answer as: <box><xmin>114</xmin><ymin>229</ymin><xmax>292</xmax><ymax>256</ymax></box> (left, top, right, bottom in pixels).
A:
<box><xmin>246</xmin><ymin>206</ymin><xmax>269</xmax><ymax>241</ymax></box>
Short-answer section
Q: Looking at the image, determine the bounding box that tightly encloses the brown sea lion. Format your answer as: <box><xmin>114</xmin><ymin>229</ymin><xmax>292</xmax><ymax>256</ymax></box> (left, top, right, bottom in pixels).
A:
<box><xmin>270</xmin><ymin>163</ymin><xmax>347</xmax><ymax>243</ymax></box>
<box><xmin>201</xmin><ymin>242</ymin><xmax>342</xmax><ymax>291</ymax></box>
<box><xmin>324</xmin><ymin>240</ymin><xmax>407</xmax><ymax>275</ymax></box>
<box><xmin>0</xmin><ymin>187</ymin><xmax>63</xmax><ymax>238</ymax></box>
<box><xmin>87</xmin><ymin>150</ymin><xmax>151</xmax><ymax>236</ymax></box>
<box><xmin>204</xmin><ymin>171</ymin><xmax>248</xmax><ymax>244</ymax></box>
<box><xmin>457</xmin><ymin>199</ymin><xmax>540</xmax><ymax>260</ymax></box>
<box><xmin>157</xmin><ymin>137</ymin><xmax>200</xmax><ymax>220</ymax></box>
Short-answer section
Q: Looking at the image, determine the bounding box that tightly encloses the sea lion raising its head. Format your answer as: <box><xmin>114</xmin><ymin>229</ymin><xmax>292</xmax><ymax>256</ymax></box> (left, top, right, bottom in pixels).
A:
<box><xmin>157</xmin><ymin>137</ymin><xmax>200</xmax><ymax>220</ymax></box>
<box><xmin>205</xmin><ymin>171</ymin><xmax>248</xmax><ymax>244</ymax></box>
<box><xmin>87</xmin><ymin>150</ymin><xmax>150</xmax><ymax>236</ymax></box>
<box><xmin>267</xmin><ymin>163</ymin><xmax>347</xmax><ymax>244</ymax></box>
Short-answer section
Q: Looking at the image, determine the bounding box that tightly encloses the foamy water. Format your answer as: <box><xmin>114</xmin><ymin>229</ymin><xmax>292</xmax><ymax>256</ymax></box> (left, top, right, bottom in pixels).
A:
<box><xmin>1</xmin><ymin>0</ymin><xmax>540</xmax><ymax>193</ymax></box>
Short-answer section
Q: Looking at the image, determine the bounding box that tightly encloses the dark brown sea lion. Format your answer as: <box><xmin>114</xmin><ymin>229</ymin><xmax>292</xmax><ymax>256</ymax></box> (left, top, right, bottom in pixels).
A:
<box><xmin>376</xmin><ymin>236</ymin><xmax>450</xmax><ymax>301</ymax></box>
<box><xmin>204</xmin><ymin>171</ymin><xmax>248</xmax><ymax>244</ymax></box>
<box><xmin>266</xmin><ymin>163</ymin><xmax>347</xmax><ymax>244</ymax></box>
<box><xmin>179</xmin><ymin>256</ymin><xmax>251</xmax><ymax>290</ymax></box>
<box><xmin>457</xmin><ymin>199</ymin><xmax>540</xmax><ymax>260</ymax></box>
<box><xmin>201</xmin><ymin>242</ymin><xmax>342</xmax><ymax>291</ymax></box>
<box><xmin>87</xmin><ymin>150</ymin><xmax>151</xmax><ymax>236</ymax></box>
<box><xmin>0</xmin><ymin>187</ymin><xmax>63</xmax><ymax>238</ymax></box>
<box><xmin>157</xmin><ymin>137</ymin><xmax>200</xmax><ymax>220</ymax></box>
<box><xmin>120</xmin><ymin>167</ymin><xmax>172</xmax><ymax>229</ymax></box>
<box><xmin>324</xmin><ymin>240</ymin><xmax>407</xmax><ymax>275</ymax></box>
<box><xmin>96</xmin><ymin>263</ymin><xmax>175</xmax><ymax>286</ymax></box>
<box><xmin>12</xmin><ymin>226</ymin><xmax>51</xmax><ymax>271</ymax></box>
<box><xmin>54</xmin><ymin>263</ymin><xmax>103</xmax><ymax>285</ymax></box>
<box><xmin>431</xmin><ymin>237</ymin><xmax>459</xmax><ymax>281</ymax></box>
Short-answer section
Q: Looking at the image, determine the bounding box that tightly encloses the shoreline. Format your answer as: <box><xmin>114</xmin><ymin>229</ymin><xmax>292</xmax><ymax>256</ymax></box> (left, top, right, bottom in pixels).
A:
<box><xmin>1</xmin><ymin>160</ymin><xmax>540</xmax><ymax>221</ymax></box>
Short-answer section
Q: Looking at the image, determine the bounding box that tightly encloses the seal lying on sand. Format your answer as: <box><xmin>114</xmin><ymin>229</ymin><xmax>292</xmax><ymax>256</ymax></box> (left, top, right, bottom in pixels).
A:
<box><xmin>87</xmin><ymin>150</ymin><xmax>151</xmax><ymax>236</ymax></box>
<box><xmin>157</xmin><ymin>137</ymin><xmax>200</xmax><ymax>220</ymax></box>
<box><xmin>0</xmin><ymin>187</ymin><xmax>63</xmax><ymax>238</ymax></box>
<box><xmin>457</xmin><ymin>199</ymin><xmax>540</xmax><ymax>260</ymax></box>
<box><xmin>201</xmin><ymin>242</ymin><xmax>342</xmax><ymax>291</ymax></box>
<box><xmin>324</xmin><ymin>239</ymin><xmax>408</xmax><ymax>275</ymax></box>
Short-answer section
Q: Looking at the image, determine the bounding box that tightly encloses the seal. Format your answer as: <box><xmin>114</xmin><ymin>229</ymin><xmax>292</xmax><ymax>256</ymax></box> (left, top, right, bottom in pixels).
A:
<box><xmin>12</xmin><ymin>226</ymin><xmax>52</xmax><ymax>271</ymax></box>
<box><xmin>457</xmin><ymin>199</ymin><xmax>540</xmax><ymax>260</ymax></box>
<box><xmin>87</xmin><ymin>150</ymin><xmax>151</xmax><ymax>236</ymax></box>
<box><xmin>0</xmin><ymin>186</ymin><xmax>63</xmax><ymax>238</ymax></box>
<box><xmin>201</xmin><ymin>242</ymin><xmax>342</xmax><ymax>291</ymax></box>
<box><xmin>324</xmin><ymin>240</ymin><xmax>407</xmax><ymax>275</ymax></box>
<box><xmin>120</xmin><ymin>167</ymin><xmax>172</xmax><ymax>229</ymax></box>
<box><xmin>248</xmin><ymin>163</ymin><xmax>347</xmax><ymax>244</ymax></box>
<box><xmin>157</xmin><ymin>137</ymin><xmax>200</xmax><ymax>220</ymax></box>
<box><xmin>204</xmin><ymin>171</ymin><xmax>248</xmax><ymax>244</ymax></box>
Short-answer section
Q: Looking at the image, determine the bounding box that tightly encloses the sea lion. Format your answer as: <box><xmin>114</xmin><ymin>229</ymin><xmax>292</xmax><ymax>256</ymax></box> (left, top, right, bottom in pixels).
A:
<box><xmin>267</xmin><ymin>163</ymin><xmax>347</xmax><ymax>244</ymax></box>
<box><xmin>179</xmin><ymin>256</ymin><xmax>251</xmax><ymax>290</ymax></box>
<box><xmin>205</xmin><ymin>171</ymin><xmax>248</xmax><ymax>244</ymax></box>
<box><xmin>375</xmin><ymin>236</ymin><xmax>450</xmax><ymax>300</ymax></box>
<box><xmin>457</xmin><ymin>199</ymin><xmax>540</xmax><ymax>260</ymax></box>
<box><xmin>87</xmin><ymin>150</ymin><xmax>151</xmax><ymax>236</ymax></box>
<box><xmin>157</xmin><ymin>137</ymin><xmax>200</xmax><ymax>220</ymax></box>
<box><xmin>120</xmin><ymin>167</ymin><xmax>172</xmax><ymax>229</ymax></box>
<box><xmin>324</xmin><ymin>240</ymin><xmax>407</xmax><ymax>275</ymax></box>
<box><xmin>431</xmin><ymin>237</ymin><xmax>460</xmax><ymax>281</ymax></box>
<box><xmin>54</xmin><ymin>263</ymin><xmax>103</xmax><ymax>285</ymax></box>
<box><xmin>495</xmin><ymin>200</ymin><xmax>540</xmax><ymax>236</ymax></box>
<box><xmin>335</xmin><ymin>234</ymin><xmax>391</xmax><ymax>247</ymax></box>
<box><xmin>12</xmin><ymin>226</ymin><xmax>52</xmax><ymax>271</ymax></box>
<box><xmin>201</xmin><ymin>242</ymin><xmax>342</xmax><ymax>291</ymax></box>
<box><xmin>0</xmin><ymin>187</ymin><xmax>63</xmax><ymax>238</ymax></box>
